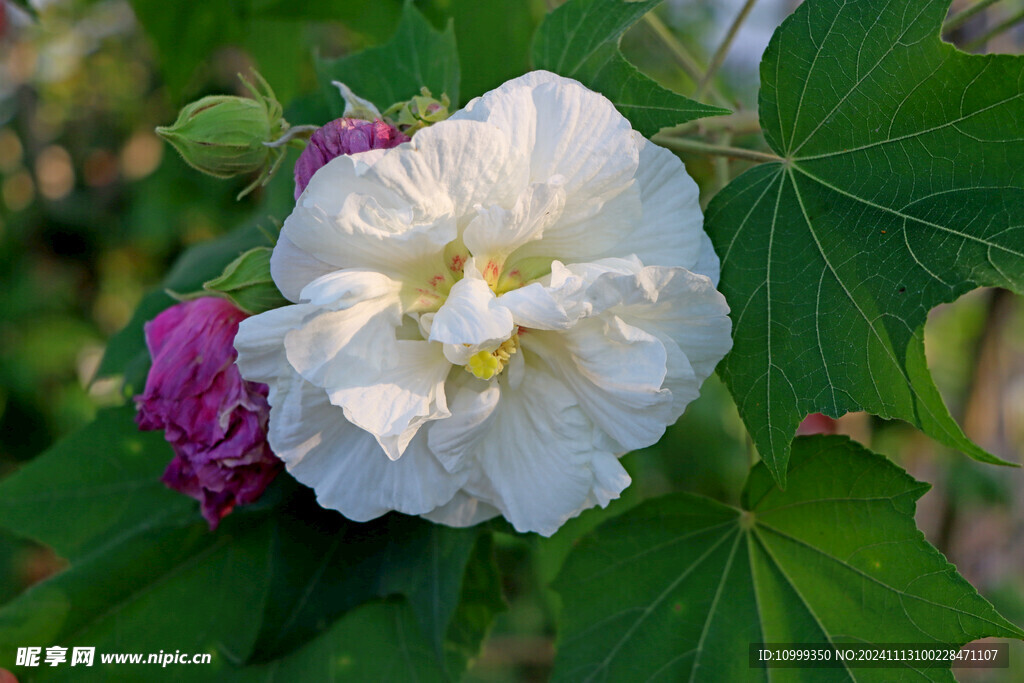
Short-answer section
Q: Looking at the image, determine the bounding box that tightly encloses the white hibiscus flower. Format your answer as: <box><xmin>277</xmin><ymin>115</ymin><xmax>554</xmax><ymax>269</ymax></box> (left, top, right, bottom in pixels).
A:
<box><xmin>234</xmin><ymin>71</ymin><xmax>731</xmax><ymax>536</ymax></box>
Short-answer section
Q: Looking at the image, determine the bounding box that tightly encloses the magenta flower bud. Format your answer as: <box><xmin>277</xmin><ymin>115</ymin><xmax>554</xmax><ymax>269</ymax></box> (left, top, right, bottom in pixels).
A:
<box><xmin>293</xmin><ymin>117</ymin><xmax>409</xmax><ymax>199</ymax></box>
<box><xmin>135</xmin><ymin>297</ymin><xmax>282</xmax><ymax>529</ymax></box>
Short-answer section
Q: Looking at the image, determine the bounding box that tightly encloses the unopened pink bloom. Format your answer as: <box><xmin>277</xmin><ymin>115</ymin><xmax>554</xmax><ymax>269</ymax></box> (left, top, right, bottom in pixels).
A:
<box><xmin>136</xmin><ymin>297</ymin><xmax>281</xmax><ymax>528</ymax></box>
<box><xmin>293</xmin><ymin>117</ymin><xmax>408</xmax><ymax>199</ymax></box>
<box><xmin>796</xmin><ymin>413</ymin><xmax>837</xmax><ymax>436</ymax></box>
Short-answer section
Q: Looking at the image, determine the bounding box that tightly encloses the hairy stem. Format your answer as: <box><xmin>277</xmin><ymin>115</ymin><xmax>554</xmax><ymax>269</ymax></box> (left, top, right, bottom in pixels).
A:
<box><xmin>943</xmin><ymin>0</ymin><xmax>1001</xmax><ymax>33</ymax></box>
<box><xmin>643</xmin><ymin>13</ymin><xmax>732</xmax><ymax>109</ymax></box>
<box><xmin>696</xmin><ymin>0</ymin><xmax>759</xmax><ymax>99</ymax></box>
<box><xmin>663</xmin><ymin>110</ymin><xmax>762</xmax><ymax>137</ymax></box>
<box><xmin>714</xmin><ymin>132</ymin><xmax>733</xmax><ymax>191</ymax></box>
<box><xmin>651</xmin><ymin>136</ymin><xmax>783</xmax><ymax>163</ymax></box>
<box><xmin>964</xmin><ymin>7</ymin><xmax>1024</xmax><ymax>50</ymax></box>
<box><xmin>263</xmin><ymin>125</ymin><xmax>319</xmax><ymax>148</ymax></box>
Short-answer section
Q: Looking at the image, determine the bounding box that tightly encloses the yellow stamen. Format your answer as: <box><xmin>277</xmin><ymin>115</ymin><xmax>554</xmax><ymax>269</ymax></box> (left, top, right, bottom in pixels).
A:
<box><xmin>465</xmin><ymin>337</ymin><xmax>519</xmax><ymax>380</ymax></box>
<box><xmin>466</xmin><ymin>351</ymin><xmax>502</xmax><ymax>380</ymax></box>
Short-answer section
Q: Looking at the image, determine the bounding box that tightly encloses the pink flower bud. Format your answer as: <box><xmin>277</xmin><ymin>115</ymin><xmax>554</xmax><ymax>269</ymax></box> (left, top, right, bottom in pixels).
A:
<box><xmin>796</xmin><ymin>413</ymin><xmax>837</xmax><ymax>436</ymax></box>
<box><xmin>135</xmin><ymin>297</ymin><xmax>281</xmax><ymax>528</ymax></box>
<box><xmin>293</xmin><ymin>118</ymin><xmax>409</xmax><ymax>199</ymax></box>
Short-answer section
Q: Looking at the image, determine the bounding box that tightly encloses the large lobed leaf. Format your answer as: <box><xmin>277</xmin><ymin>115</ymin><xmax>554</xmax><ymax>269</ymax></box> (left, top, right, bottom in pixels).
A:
<box><xmin>0</xmin><ymin>407</ymin><xmax>192</xmax><ymax>563</ymax></box>
<box><xmin>704</xmin><ymin>0</ymin><xmax>1024</xmax><ymax>484</ymax></box>
<box><xmin>552</xmin><ymin>435</ymin><xmax>1024</xmax><ymax>682</ymax></box>
<box><xmin>531</xmin><ymin>0</ymin><xmax>728</xmax><ymax>136</ymax></box>
<box><xmin>316</xmin><ymin>0</ymin><xmax>461</xmax><ymax>114</ymax></box>
<box><xmin>246</xmin><ymin>496</ymin><xmax>485</xmax><ymax>669</ymax></box>
<box><xmin>0</xmin><ymin>408</ymin><xmax>502</xmax><ymax>679</ymax></box>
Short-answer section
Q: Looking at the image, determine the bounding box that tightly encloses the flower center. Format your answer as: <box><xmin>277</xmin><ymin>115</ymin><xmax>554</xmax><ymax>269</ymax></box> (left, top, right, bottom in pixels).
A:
<box><xmin>465</xmin><ymin>335</ymin><xmax>518</xmax><ymax>380</ymax></box>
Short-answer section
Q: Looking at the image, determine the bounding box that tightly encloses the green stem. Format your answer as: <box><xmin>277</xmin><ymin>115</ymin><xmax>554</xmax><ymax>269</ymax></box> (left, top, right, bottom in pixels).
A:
<box><xmin>943</xmin><ymin>0</ymin><xmax>1001</xmax><ymax>33</ymax></box>
<box><xmin>662</xmin><ymin>109</ymin><xmax>762</xmax><ymax>137</ymax></box>
<box><xmin>643</xmin><ymin>13</ymin><xmax>733</xmax><ymax>109</ymax></box>
<box><xmin>263</xmin><ymin>125</ymin><xmax>319</xmax><ymax>148</ymax></box>
<box><xmin>964</xmin><ymin>7</ymin><xmax>1024</xmax><ymax>50</ymax></box>
<box><xmin>651</xmin><ymin>135</ymin><xmax>783</xmax><ymax>163</ymax></box>
<box><xmin>696</xmin><ymin>0</ymin><xmax>759</xmax><ymax>100</ymax></box>
<box><xmin>714</xmin><ymin>132</ymin><xmax>733</xmax><ymax>190</ymax></box>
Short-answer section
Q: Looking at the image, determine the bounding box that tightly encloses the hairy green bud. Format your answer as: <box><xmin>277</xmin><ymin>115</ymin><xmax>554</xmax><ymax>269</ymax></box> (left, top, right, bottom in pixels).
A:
<box><xmin>156</xmin><ymin>72</ymin><xmax>288</xmax><ymax>198</ymax></box>
<box><xmin>384</xmin><ymin>87</ymin><xmax>452</xmax><ymax>135</ymax></box>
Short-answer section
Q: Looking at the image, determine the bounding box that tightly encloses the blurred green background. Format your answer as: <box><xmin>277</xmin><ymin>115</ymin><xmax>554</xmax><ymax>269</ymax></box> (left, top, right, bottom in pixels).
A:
<box><xmin>0</xmin><ymin>0</ymin><xmax>1021</xmax><ymax>680</ymax></box>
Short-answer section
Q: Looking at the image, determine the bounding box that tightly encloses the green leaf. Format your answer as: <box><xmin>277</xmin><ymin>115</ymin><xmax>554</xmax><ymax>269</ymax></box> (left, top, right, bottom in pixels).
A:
<box><xmin>94</xmin><ymin>219</ymin><xmax>274</xmax><ymax>384</ymax></box>
<box><xmin>253</xmin><ymin>0</ymin><xmax>403</xmax><ymax>43</ymax></box>
<box><xmin>531</xmin><ymin>0</ymin><xmax>728</xmax><ymax>136</ymax></box>
<box><xmin>316</xmin><ymin>0</ymin><xmax>461</xmax><ymax>116</ymax></box>
<box><xmin>228</xmin><ymin>599</ymin><xmax>446</xmax><ymax>683</ymax></box>
<box><xmin>126</xmin><ymin>1</ymin><xmax>309</xmax><ymax>102</ymax></box>
<box><xmin>443</xmin><ymin>531</ymin><xmax>506</xmax><ymax>673</ymax></box>
<box><xmin>421</xmin><ymin>0</ymin><xmax>544</xmax><ymax>102</ymax></box>
<box><xmin>203</xmin><ymin>247</ymin><xmax>289</xmax><ymax>314</ymax></box>
<box><xmin>0</xmin><ymin>518</ymin><xmax>273</xmax><ymax>680</ymax></box>
<box><xmin>552</xmin><ymin>435</ymin><xmax>1024</xmax><ymax>682</ymax></box>
<box><xmin>247</xmin><ymin>490</ymin><xmax>481</xmax><ymax>668</ymax></box>
<box><xmin>0</xmin><ymin>407</ymin><xmax>192</xmax><ymax>563</ymax></box>
<box><xmin>704</xmin><ymin>0</ymin><xmax>1024</xmax><ymax>484</ymax></box>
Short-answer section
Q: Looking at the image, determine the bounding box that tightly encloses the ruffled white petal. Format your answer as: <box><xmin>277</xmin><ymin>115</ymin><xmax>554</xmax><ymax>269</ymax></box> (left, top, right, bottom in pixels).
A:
<box><xmin>456</xmin><ymin>362</ymin><xmax>631</xmax><ymax>536</ymax></box>
<box><xmin>524</xmin><ymin>316</ymin><xmax>674</xmax><ymax>453</ymax></box>
<box><xmin>421</xmin><ymin>490</ymin><xmax>501</xmax><ymax>528</ymax></box>
<box><xmin>366</xmin><ymin>120</ymin><xmax>527</xmax><ymax>220</ymax></box>
<box><xmin>283</xmin><ymin>293</ymin><xmax>451</xmax><ymax>459</ymax></box>
<box><xmin>234</xmin><ymin>304</ymin><xmax>313</xmax><ymax>383</ymax></box>
<box><xmin>560</xmin><ymin>260</ymin><xmax>731</xmax><ymax>418</ymax></box>
<box><xmin>463</xmin><ymin>179</ymin><xmax>566</xmax><ymax>263</ymax></box>
<box><xmin>692</xmin><ymin>232</ymin><xmax>721</xmax><ymax>286</ymax></box>
<box><xmin>495</xmin><ymin>282</ymin><xmax>573</xmax><ymax>330</ymax></box>
<box><xmin>426</xmin><ymin>379</ymin><xmax>501</xmax><ymax>474</ymax></box>
<box><xmin>299</xmin><ymin>268</ymin><xmax>402</xmax><ymax>308</ymax></box>
<box><xmin>270</xmin><ymin>235</ymin><xmax>338</xmax><ymax>303</ymax></box>
<box><xmin>429</xmin><ymin>263</ymin><xmax>514</xmax><ymax>348</ymax></box>
<box><xmin>452</xmin><ymin>71</ymin><xmax>637</xmax><ymax>205</ymax></box>
<box><xmin>268</xmin><ymin>372</ymin><xmax>465</xmax><ymax>521</ymax></box>
<box><xmin>590</xmin><ymin>133</ymin><xmax>704</xmax><ymax>269</ymax></box>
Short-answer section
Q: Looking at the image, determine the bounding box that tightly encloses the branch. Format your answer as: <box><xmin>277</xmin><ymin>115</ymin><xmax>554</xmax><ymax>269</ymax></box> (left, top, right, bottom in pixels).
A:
<box><xmin>642</xmin><ymin>13</ymin><xmax>732</xmax><ymax>110</ymax></box>
<box><xmin>944</xmin><ymin>0</ymin><xmax>1001</xmax><ymax>33</ymax></box>
<box><xmin>651</xmin><ymin>135</ymin><xmax>783</xmax><ymax>163</ymax></box>
<box><xmin>696</xmin><ymin>0</ymin><xmax>759</xmax><ymax>99</ymax></box>
<box><xmin>964</xmin><ymin>7</ymin><xmax>1024</xmax><ymax>50</ymax></box>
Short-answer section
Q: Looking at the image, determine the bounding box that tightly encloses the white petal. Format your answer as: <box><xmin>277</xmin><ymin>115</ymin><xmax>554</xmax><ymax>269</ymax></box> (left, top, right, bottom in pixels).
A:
<box><xmin>270</xmin><ymin>234</ymin><xmax>338</xmax><ymax>303</ymax></box>
<box><xmin>283</xmin><ymin>295</ymin><xmax>451</xmax><ymax>458</ymax></box>
<box><xmin>234</xmin><ymin>304</ymin><xmax>314</xmax><ymax>384</ymax></box>
<box><xmin>508</xmin><ymin>182</ymin><xmax>641</xmax><ymax>264</ymax></box>
<box><xmin>324</xmin><ymin>340</ymin><xmax>452</xmax><ymax>460</ymax></box>
<box><xmin>429</xmin><ymin>264</ymin><xmax>514</xmax><ymax>348</ymax></box>
<box><xmin>268</xmin><ymin>373</ymin><xmax>464</xmax><ymax>521</ymax></box>
<box><xmin>299</xmin><ymin>268</ymin><xmax>401</xmax><ymax>308</ymax></box>
<box><xmin>364</xmin><ymin>119</ymin><xmax>527</xmax><ymax>222</ymax></box>
<box><xmin>426</xmin><ymin>380</ymin><xmax>501</xmax><ymax>474</ymax></box>
<box><xmin>496</xmin><ymin>282</ymin><xmax>573</xmax><ymax>330</ymax></box>
<box><xmin>283</xmin><ymin>296</ymin><xmax>401</xmax><ymax>390</ymax></box>
<box><xmin>692</xmin><ymin>231</ymin><xmax>721</xmax><ymax>286</ymax></box>
<box><xmin>421</xmin><ymin>490</ymin><xmax>501</xmax><ymax>528</ymax></box>
<box><xmin>451</xmin><ymin>71</ymin><xmax>637</xmax><ymax>203</ymax></box>
<box><xmin>564</xmin><ymin>262</ymin><xmax>732</xmax><ymax>418</ymax></box>
<box><xmin>597</xmin><ymin>133</ymin><xmax>704</xmax><ymax>268</ymax></box>
<box><xmin>462</xmin><ymin>179</ymin><xmax>566</xmax><ymax>261</ymax></box>
<box><xmin>525</xmin><ymin>316</ymin><xmax>674</xmax><ymax>452</ymax></box>
<box><xmin>586</xmin><ymin>265</ymin><xmax>731</xmax><ymax>382</ymax></box>
<box><xmin>283</xmin><ymin>152</ymin><xmax>456</xmax><ymax>278</ymax></box>
<box><xmin>465</xmin><ymin>362</ymin><xmax>631</xmax><ymax>536</ymax></box>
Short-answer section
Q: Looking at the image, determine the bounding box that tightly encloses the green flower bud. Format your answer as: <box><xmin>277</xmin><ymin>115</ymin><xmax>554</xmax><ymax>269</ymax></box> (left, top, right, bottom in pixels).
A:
<box><xmin>383</xmin><ymin>87</ymin><xmax>452</xmax><ymax>135</ymax></box>
<box><xmin>156</xmin><ymin>72</ymin><xmax>288</xmax><ymax>198</ymax></box>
